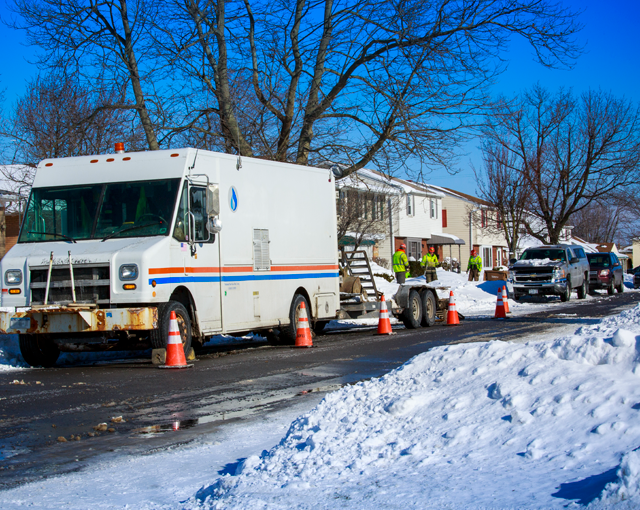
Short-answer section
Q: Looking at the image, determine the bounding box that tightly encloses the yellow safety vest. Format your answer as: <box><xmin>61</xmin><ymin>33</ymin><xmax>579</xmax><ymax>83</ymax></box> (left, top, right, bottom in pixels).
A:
<box><xmin>393</xmin><ymin>250</ymin><xmax>409</xmax><ymax>274</ymax></box>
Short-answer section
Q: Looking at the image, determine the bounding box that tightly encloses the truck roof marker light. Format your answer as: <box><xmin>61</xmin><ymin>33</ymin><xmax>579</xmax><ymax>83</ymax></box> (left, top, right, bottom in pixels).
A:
<box><xmin>90</xmin><ymin>159</ymin><xmax>99</xmax><ymax>163</ymax></box>
<box><xmin>170</xmin><ymin>153</ymin><xmax>179</xmax><ymax>157</ymax></box>
<box><xmin>106</xmin><ymin>158</ymin><xmax>114</xmax><ymax>162</ymax></box>
<box><xmin>115</xmin><ymin>142</ymin><xmax>125</xmax><ymax>153</ymax></box>
<box><xmin>123</xmin><ymin>157</ymin><xmax>131</xmax><ymax>161</ymax></box>
<box><xmin>45</xmin><ymin>163</ymin><xmax>53</xmax><ymax>167</ymax></box>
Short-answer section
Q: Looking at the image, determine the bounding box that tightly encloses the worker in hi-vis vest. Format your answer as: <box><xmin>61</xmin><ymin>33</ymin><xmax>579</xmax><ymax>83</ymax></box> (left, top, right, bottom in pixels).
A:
<box><xmin>393</xmin><ymin>244</ymin><xmax>410</xmax><ymax>284</ymax></box>
<box><xmin>467</xmin><ymin>249</ymin><xmax>483</xmax><ymax>281</ymax></box>
<box><xmin>421</xmin><ymin>246</ymin><xmax>439</xmax><ymax>283</ymax></box>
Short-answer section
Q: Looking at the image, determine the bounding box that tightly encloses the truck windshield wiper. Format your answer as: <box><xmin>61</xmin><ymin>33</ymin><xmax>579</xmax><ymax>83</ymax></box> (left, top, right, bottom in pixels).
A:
<box><xmin>28</xmin><ymin>231</ymin><xmax>77</xmax><ymax>243</ymax></box>
<box><xmin>101</xmin><ymin>221</ymin><xmax>162</xmax><ymax>242</ymax></box>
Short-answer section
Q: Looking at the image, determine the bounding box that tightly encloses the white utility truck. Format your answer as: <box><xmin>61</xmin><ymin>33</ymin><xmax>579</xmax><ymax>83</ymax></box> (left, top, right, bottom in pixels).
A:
<box><xmin>0</xmin><ymin>147</ymin><xmax>438</xmax><ymax>367</ymax></box>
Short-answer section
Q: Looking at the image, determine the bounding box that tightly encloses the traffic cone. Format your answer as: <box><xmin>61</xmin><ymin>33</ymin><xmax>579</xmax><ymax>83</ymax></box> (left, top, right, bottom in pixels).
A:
<box><xmin>446</xmin><ymin>291</ymin><xmax>460</xmax><ymax>325</ymax></box>
<box><xmin>294</xmin><ymin>302</ymin><xmax>313</xmax><ymax>347</ymax></box>
<box><xmin>377</xmin><ymin>295</ymin><xmax>394</xmax><ymax>335</ymax></box>
<box><xmin>502</xmin><ymin>285</ymin><xmax>511</xmax><ymax>314</ymax></box>
<box><xmin>159</xmin><ymin>311</ymin><xmax>193</xmax><ymax>369</ymax></box>
<box><xmin>493</xmin><ymin>288</ymin><xmax>507</xmax><ymax>319</ymax></box>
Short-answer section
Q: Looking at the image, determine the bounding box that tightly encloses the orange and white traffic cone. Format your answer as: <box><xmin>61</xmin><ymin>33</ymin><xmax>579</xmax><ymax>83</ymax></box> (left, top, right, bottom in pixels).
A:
<box><xmin>377</xmin><ymin>295</ymin><xmax>394</xmax><ymax>335</ymax></box>
<box><xmin>294</xmin><ymin>302</ymin><xmax>313</xmax><ymax>348</ymax></box>
<box><xmin>494</xmin><ymin>288</ymin><xmax>507</xmax><ymax>319</ymax></box>
<box><xmin>502</xmin><ymin>285</ymin><xmax>511</xmax><ymax>314</ymax></box>
<box><xmin>159</xmin><ymin>311</ymin><xmax>193</xmax><ymax>369</ymax></box>
<box><xmin>446</xmin><ymin>291</ymin><xmax>460</xmax><ymax>325</ymax></box>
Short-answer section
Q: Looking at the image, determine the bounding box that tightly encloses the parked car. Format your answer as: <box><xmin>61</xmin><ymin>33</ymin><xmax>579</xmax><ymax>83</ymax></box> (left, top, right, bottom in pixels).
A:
<box><xmin>508</xmin><ymin>245</ymin><xmax>590</xmax><ymax>302</ymax></box>
<box><xmin>587</xmin><ymin>252</ymin><xmax>624</xmax><ymax>294</ymax></box>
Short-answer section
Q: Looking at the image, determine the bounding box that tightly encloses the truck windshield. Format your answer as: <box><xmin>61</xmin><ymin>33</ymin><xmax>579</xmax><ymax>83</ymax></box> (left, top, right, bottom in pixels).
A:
<box><xmin>520</xmin><ymin>249</ymin><xmax>566</xmax><ymax>262</ymax></box>
<box><xmin>19</xmin><ymin>179</ymin><xmax>181</xmax><ymax>243</ymax></box>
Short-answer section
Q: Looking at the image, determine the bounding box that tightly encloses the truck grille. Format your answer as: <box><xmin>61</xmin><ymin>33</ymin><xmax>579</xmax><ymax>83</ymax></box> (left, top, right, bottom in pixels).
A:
<box><xmin>513</xmin><ymin>268</ymin><xmax>554</xmax><ymax>283</ymax></box>
<box><xmin>29</xmin><ymin>264</ymin><xmax>110</xmax><ymax>306</ymax></box>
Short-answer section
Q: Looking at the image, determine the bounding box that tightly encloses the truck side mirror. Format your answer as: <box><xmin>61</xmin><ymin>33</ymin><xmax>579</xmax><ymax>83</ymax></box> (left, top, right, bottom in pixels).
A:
<box><xmin>570</xmin><ymin>257</ymin><xmax>579</xmax><ymax>264</ymax></box>
<box><xmin>206</xmin><ymin>185</ymin><xmax>219</xmax><ymax>216</ymax></box>
<box><xmin>509</xmin><ymin>258</ymin><xmax>517</xmax><ymax>265</ymax></box>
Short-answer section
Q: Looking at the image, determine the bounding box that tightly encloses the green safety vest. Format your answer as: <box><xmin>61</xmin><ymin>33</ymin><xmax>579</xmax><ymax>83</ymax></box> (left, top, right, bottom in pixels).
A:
<box><xmin>421</xmin><ymin>253</ymin><xmax>438</xmax><ymax>268</ymax></box>
<box><xmin>468</xmin><ymin>255</ymin><xmax>482</xmax><ymax>270</ymax></box>
<box><xmin>393</xmin><ymin>250</ymin><xmax>409</xmax><ymax>274</ymax></box>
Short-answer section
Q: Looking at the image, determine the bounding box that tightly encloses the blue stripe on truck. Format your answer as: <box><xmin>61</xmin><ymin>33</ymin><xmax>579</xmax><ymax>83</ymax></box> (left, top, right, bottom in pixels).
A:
<box><xmin>149</xmin><ymin>272</ymin><xmax>339</xmax><ymax>285</ymax></box>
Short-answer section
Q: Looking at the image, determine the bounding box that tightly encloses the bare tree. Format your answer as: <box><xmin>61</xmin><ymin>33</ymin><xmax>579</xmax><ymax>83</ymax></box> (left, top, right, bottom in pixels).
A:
<box><xmin>153</xmin><ymin>0</ymin><xmax>581</xmax><ymax>176</ymax></box>
<box><xmin>481</xmin><ymin>85</ymin><xmax>640</xmax><ymax>245</ymax></box>
<box><xmin>570</xmin><ymin>200</ymin><xmax>622</xmax><ymax>243</ymax></box>
<box><xmin>9</xmin><ymin>0</ymin><xmax>161</xmax><ymax>150</ymax></box>
<box><xmin>475</xmin><ymin>143</ymin><xmax>531</xmax><ymax>258</ymax></box>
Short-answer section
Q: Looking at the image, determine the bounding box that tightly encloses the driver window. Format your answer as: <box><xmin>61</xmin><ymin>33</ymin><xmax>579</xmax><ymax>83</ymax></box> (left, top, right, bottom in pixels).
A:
<box><xmin>173</xmin><ymin>184</ymin><xmax>188</xmax><ymax>242</ymax></box>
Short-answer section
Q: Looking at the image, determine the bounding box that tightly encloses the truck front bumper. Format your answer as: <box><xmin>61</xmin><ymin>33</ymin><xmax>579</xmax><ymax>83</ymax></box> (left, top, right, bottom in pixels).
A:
<box><xmin>0</xmin><ymin>307</ymin><xmax>158</xmax><ymax>334</ymax></box>
<box><xmin>512</xmin><ymin>281</ymin><xmax>567</xmax><ymax>296</ymax></box>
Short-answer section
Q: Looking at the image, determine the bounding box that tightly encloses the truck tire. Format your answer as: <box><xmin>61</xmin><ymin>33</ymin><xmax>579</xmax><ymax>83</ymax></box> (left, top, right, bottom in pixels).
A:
<box><xmin>560</xmin><ymin>280</ymin><xmax>571</xmax><ymax>302</ymax></box>
<box><xmin>607</xmin><ymin>280</ymin><xmax>615</xmax><ymax>295</ymax></box>
<box><xmin>577</xmin><ymin>276</ymin><xmax>587</xmax><ymax>299</ymax></box>
<box><xmin>401</xmin><ymin>289</ymin><xmax>422</xmax><ymax>329</ymax></box>
<box><xmin>19</xmin><ymin>334</ymin><xmax>60</xmax><ymax>368</ymax></box>
<box><xmin>420</xmin><ymin>290</ymin><xmax>436</xmax><ymax>327</ymax></box>
<box><xmin>616</xmin><ymin>278</ymin><xmax>624</xmax><ymax>293</ymax></box>
<box><xmin>281</xmin><ymin>294</ymin><xmax>310</xmax><ymax>344</ymax></box>
<box><xmin>150</xmin><ymin>301</ymin><xmax>192</xmax><ymax>356</ymax></box>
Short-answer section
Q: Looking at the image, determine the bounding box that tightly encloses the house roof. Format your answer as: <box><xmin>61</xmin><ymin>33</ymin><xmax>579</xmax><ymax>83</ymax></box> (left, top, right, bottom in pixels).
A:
<box><xmin>426</xmin><ymin>184</ymin><xmax>495</xmax><ymax>208</ymax></box>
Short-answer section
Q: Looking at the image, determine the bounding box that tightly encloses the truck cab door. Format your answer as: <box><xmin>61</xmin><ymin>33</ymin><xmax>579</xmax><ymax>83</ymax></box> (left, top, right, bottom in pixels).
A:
<box><xmin>172</xmin><ymin>182</ymin><xmax>222</xmax><ymax>333</ymax></box>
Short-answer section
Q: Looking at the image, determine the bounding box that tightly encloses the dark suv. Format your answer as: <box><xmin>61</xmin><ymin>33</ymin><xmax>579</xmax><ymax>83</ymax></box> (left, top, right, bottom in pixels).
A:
<box><xmin>587</xmin><ymin>252</ymin><xmax>624</xmax><ymax>294</ymax></box>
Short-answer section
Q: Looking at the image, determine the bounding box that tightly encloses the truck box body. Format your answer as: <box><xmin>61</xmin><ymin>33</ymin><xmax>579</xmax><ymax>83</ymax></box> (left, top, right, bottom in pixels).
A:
<box><xmin>0</xmin><ymin>149</ymin><xmax>340</xmax><ymax>348</ymax></box>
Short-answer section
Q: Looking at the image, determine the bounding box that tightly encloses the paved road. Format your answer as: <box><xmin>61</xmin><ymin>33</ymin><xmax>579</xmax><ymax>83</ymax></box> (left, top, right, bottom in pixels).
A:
<box><xmin>1</xmin><ymin>291</ymin><xmax>638</xmax><ymax>488</ymax></box>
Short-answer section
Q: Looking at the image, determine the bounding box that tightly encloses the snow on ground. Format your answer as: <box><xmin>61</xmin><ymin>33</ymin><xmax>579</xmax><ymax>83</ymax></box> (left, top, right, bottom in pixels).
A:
<box><xmin>3</xmin><ymin>303</ymin><xmax>640</xmax><ymax>508</ymax></box>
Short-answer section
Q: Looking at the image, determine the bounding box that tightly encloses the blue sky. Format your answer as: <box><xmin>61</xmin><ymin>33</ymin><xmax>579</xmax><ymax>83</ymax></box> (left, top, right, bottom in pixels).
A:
<box><xmin>0</xmin><ymin>1</ymin><xmax>638</xmax><ymax>197</ymax></box>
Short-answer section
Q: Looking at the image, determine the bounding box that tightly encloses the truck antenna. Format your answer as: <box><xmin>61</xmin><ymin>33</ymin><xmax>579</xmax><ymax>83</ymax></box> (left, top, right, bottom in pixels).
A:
<box><xmin>188</xmin><ymin>149</ymin><xmax>199</xmax><ymax>173</ymax></box>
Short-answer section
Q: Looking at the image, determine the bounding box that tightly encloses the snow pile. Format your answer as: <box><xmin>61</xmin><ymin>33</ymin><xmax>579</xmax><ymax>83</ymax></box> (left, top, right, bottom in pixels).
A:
<box><xmin>187</xmin><ymin>305</ymin><xmax>640</xmax><ymax>509</ymax></box>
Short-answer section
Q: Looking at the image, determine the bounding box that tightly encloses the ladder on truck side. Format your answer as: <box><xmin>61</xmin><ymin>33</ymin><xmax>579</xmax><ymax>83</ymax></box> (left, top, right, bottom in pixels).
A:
<box><xmin>341</xmin><ymin>250</ymin><xmax>380</xmax><ymax>301</ymax></box>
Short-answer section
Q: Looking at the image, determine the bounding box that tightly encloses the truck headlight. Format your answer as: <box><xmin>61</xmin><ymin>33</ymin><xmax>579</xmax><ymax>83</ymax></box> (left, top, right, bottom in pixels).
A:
<box><xmin>507</xmin><ymin>270</ymin><xmax>514</xmax><ymax>281</ymax></box>
<box><xmin>5</xmin><ymin>269</ymin><xmax>22</xmax><ymax>285</ymax></box>
<box><xmin>552</xmin><ymin>268</ymin><xmax>565</xmax><ymax>281</ymax></box>
<box><xmin>119</xmin><ymin>264</ymin><xmax>139</xmax><ymax>281</ymax></box>
<box><xmin>599</xmin><ymin>269</ymin><xmax>610</xmax><ymax>276</ymax></box>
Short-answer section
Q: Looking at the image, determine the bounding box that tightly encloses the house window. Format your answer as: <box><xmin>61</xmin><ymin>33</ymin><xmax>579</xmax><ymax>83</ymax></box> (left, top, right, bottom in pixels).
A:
<box><xmin>430</xmin><ymin>199</ymin><xmax>437</xmax><ymax>219</ymax></box>
<box><xmin>482</xmin><ymin>246</ymin><xmax>492</xmax><ymax>268</ymax></box>
<box><xmin>481</xmin><ymin>210</ymin><xmax>488</xmax><ymax>228</ymax></box>
<box><xmin>406</xmin><ymin>194</ymin><xmax>414</xmax><ymax>216</ymax></box>
<box><xmin>377</xmin><ymin>196</ymin><xmax>384</xmax><ymax>220</ymax></box>
<box><xmin>497</xmin><ymin>212</ymin><xmax>503</xmax><ymax>229</ymax></box>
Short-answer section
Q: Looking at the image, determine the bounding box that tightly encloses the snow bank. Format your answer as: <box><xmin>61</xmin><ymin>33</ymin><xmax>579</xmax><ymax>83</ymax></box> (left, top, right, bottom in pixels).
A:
<box><xmin>188</xmin><ymin>305</ymin><xmax>640</xmax><ymax>509</ymax></box>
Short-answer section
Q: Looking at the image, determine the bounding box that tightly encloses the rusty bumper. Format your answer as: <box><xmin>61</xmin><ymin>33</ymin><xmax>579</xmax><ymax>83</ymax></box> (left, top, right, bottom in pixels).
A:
<box><xmin>0</xmin><ymin>307</ymin><xmax>158</xmax><ymax>334</ymax></box>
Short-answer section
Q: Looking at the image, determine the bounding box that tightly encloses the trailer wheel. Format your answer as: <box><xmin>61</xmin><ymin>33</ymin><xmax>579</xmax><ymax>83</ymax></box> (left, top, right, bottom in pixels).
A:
<box><xmin>19</xmin><ymin>334</ymin><xmax>60</xmax><ymax>368</ymax></box>
<box><xmin>281</xmin><ymin>294</ymin><xmax>311</xmax><ymax>344</ymax></box>
<box><xmin>420</xmin><ymin>290</ymin><xmax>436</xmax><ymax>327</ymax></box>
<box><xmin>401</xmin><ymin>289</ymin><xmax>422</xmax><ymax>329</ymax></box>
<box><xmin>150</xmin><ymin>301</ymin><xmax>192</xmax><ymax>356</ymax></box>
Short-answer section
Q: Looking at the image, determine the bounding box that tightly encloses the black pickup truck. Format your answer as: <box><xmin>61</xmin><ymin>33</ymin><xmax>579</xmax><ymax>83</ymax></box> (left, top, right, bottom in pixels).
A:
<box><xmin>508</xmin><ymin>244</ymin><xmax>590</xmax><ymax>302</ymax></box>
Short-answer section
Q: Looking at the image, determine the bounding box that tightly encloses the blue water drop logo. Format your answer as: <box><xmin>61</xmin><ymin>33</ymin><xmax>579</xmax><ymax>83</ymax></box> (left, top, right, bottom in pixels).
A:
<box><xmin>229</xmin><ymin>186</ymin><xmax>238</xmax><ymax>212</ymax></box>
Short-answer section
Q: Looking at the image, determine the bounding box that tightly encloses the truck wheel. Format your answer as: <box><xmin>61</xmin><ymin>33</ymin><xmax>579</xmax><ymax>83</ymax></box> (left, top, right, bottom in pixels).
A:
<box><xmin>401</xmin><ymin>289</ymin><xmax>422</xmax><ymax>329</ymax></box>
<box><xmin>607</xmin><ymin>280</ymin><xmax>615</xmax><ymax>295</ymax></box>
<box><xmin>577</xmin><ymin>277</ymin><xmax>587</xmax><ymax>299</ymax></box>
<box><xmin>617</xmin><ymin>278</ymin><xmax>624</xmax><ymax>293</ymax></box>
<box><xmin>282</xmin><ymin>294</ymin><xmax>310</xmax><ymax>344</ymax></box>
<box><xmin>420</xmin><ymin>290</ymin><xmax>436</xmax><ymax>327</ymax></box>
<box><xmin>19</xmin><ymin>334</ymin><xmax>60</xmax><ymax>368</ymax></box>
<box><xmin>150</xmin><ymin>301</ymin><xmax>192</xmax><ymax>356</ymax></box>
<box><xmin>560</xmin><ymin>280</ymin><xmax>571</xmax><ymax>302</ymax></box>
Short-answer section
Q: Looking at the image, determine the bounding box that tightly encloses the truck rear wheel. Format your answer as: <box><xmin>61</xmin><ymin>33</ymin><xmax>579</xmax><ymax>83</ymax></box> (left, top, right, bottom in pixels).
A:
<box><xmin>150</xmin><ymin>301</ymin><xmax>192</xmax><ymax>356</ymax></box>
<box><xmin>617</xmin><ymin>278</ymin><xmax>624</xmax><ymax>293</ymax></box>
<box><xmin>420</xmin><ymin>290</ymin><xmax>436</xmax><ymax>327</ymax></box>
<box><xmin>19</xmin><ymin>334</ymin><xmax>60</xmax><ymax>368</ymax></box>
<box><xmin>577</xmin><ymin>277</ymin><xmax>587</xmax><ymax>299</ymax></box>
<box><xmin>401</xmin><ymin>289</ymin><xmax>422</xmax><ymax>329</ymax></box>
<box><xmin>281</xmin><ymin>294</ymin><xmax>310</xmax><ymax>344</ymax></box>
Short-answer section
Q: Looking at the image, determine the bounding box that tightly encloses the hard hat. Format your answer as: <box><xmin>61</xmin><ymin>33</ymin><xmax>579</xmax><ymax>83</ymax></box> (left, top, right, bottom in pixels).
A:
<box><xmin>471</xmin><ymin>249</ymin><xmax>477</xmax><ymax>256</ymax></box>
<box><xmin>400</xmin><ymin>244</ymin><xmax>406</xmax><ymax>250</ymax></box>
<box><xmin>429</xmin><ymin>246</ymin><xmax>435</xmax><ymax>253</ymax></box>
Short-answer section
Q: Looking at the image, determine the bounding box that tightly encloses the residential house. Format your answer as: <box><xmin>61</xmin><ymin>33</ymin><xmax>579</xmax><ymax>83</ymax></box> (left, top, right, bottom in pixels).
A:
<box><xmin>427</xmin><ymin>186</ymin><xmax>508</xmax><ymax>270</ymax></box>
<box><xmin>335</xmin><ymin>169</ymin><xmax>448</xmax><ymax>268</ymax></box>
